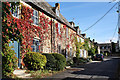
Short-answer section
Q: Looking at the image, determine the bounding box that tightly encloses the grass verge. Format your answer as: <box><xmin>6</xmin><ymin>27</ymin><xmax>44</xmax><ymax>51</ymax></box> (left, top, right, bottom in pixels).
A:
<box><xmin>25</xmin><ymin>69</ymin><xmax>66</xmax><ymax>78</ymax></box>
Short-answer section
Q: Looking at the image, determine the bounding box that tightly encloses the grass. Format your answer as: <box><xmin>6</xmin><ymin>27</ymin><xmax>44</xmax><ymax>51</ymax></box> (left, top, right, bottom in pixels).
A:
<box><xmin>25</xmin><ymin>69</ymin><xmax>65</xmax><ymax>78</ymax></box>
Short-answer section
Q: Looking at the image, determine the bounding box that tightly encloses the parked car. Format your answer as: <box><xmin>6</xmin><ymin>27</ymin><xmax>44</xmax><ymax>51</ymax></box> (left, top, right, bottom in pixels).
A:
<box><xmin>94</xmin><ymin>54</ymin><xmax>104</xmax><ymax>61</ymax></box>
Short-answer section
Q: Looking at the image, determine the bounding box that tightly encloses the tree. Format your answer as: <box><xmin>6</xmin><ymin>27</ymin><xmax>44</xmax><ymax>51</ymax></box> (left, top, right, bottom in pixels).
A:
<box><xmin>111</xmin><ymin>42</ymin><xmax>116</xmax><ymax>53</ymax></box>
<box><xmin>74</xmin><ymin>37</ymin><xmax>81</xmax><ymax>58</ymax></box>
<box><xmin>83</xmin><ymin>38</ymin><xmax>90</xmax><ymax>51</ymax></box>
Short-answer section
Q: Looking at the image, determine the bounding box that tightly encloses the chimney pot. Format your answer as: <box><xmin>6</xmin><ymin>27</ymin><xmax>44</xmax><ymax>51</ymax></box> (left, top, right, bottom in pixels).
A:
<box><xmin>55</xmin><ymin>3</ymin><xmax>60</xmax><ymax>10</ymax></box>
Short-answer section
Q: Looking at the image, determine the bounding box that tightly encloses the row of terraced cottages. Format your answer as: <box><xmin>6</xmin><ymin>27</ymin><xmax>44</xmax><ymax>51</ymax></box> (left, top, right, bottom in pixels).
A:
<box><xmin>7</xmin><ymin>0</ymin><xmax>89</xmax><ymax>68</ymax></box>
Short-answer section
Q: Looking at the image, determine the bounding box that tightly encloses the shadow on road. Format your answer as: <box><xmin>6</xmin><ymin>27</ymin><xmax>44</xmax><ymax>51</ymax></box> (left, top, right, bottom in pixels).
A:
<box><xmin>63</xmin><ymin>57</ymin><xmax>120</xmax><ymax>80</ymax></box>
<box><xmin>62</xmin><ymin>77</ymin><xmax>118</xmax><ymax>80</ymax></box>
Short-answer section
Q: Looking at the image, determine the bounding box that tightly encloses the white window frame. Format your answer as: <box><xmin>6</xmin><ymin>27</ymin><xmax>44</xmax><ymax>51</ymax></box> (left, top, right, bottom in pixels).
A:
<box><xmin>32</xmin><ymin>9</ymin><xmax>39</xmax><ymax>26</ymax></box>
<box><xmin>31</xmin><ymin>38</ymin><xmax>40</xmax><ymax>52</ymax></box>
<box><xmin>70</xmin><ymin>48</ymin><xmax>72</xmax><ymax>56</ymax></box>
<box><xmin>58</xmin><ymin>23</ymin><xmax>61</xmax><ymax>34</ymax></box>
<box><xmin>102</xmin><ymin>46</ymin><xmax>104</xmax><ymax>49</ymax></box>
<box><xmin>58</xmin><ymin>44</ymin><xmax>61</xmax><ymax>54</ymax></box>
<box><xmin>77</xmin><ymin>29</ymin><xmax>79</xmax><ymax>34</ymax></box>
<box><xmin>66</xmin><ymin>28</ymin><xmax>68</xmax><ymax>38</ymax></box>
<box><xmin>10</xmin><ymin>3</ymin><xmax>19</xmax><ymax>18</ymax></box>
<box><xmin>77</xmin><ymin>37</ymin><xmax>79</xmax><ymax>42</ymax></box>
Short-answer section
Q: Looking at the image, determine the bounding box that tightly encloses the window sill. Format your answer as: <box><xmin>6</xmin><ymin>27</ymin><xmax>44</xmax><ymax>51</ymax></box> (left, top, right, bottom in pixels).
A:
<box><xmin>12</xmin><ymin>15</ymin><xmax>19</xmax><ymax>19</ymax></box>
<box><xmin>32</xmin><ymin>23</ymin><xmax>39</xmax><ymax>27</ymax></box>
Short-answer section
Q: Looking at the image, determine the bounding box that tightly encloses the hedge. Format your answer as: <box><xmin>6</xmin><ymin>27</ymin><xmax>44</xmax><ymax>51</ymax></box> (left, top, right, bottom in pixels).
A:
<box><xmin>43</xmin><ymin>53</ymin><xmax>66</xmax><ymax>71</ymax></box>
<box><xmin>42</xmin><ymin>53</ymin><xmax>56</xmax><ymax>70</ymax></box>
<box><xmin>52</xmin><ymin>53</ymin><xmax>66</xmax><ymax>71</ymax></box>
<box><xmin>73</xmin><ymin>57</ymin><xmax>89</xmax><ymax>64</ymax></box>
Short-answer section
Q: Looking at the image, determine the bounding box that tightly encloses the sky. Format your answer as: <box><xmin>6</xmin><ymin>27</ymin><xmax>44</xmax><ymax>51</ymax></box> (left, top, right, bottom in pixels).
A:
<box><xmin>48</xmin><ymin>2</ymin><xmax>118</xmax><ymax>43</ymax></box>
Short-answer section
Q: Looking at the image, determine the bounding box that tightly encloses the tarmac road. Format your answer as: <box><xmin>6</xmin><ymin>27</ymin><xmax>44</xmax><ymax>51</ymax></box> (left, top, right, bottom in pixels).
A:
<box><xmin>47</xmin><ymin>56</ymin><xmax>120</xmax><ymax>80</ymax></box>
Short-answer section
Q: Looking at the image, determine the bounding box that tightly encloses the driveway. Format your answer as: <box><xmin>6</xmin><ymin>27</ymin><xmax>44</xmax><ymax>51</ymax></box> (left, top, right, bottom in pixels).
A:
<box><xmin>47</xmin><ymin>56</ymin><xmax>120</xmax><ymax>80</ymax></box>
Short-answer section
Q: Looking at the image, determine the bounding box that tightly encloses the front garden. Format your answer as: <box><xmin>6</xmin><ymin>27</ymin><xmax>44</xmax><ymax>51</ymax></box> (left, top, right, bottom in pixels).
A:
<box><xmin>2</xmin><ymin>51</ymin><xmax>66</xmax><ymax>78</ymax></box>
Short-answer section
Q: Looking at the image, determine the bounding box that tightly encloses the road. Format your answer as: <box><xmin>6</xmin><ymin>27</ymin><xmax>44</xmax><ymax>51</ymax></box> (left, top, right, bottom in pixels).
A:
<box><xmin>47</xmin><ymin>56</ymin><xmax>120</xmax><ymax>80</ymax></box>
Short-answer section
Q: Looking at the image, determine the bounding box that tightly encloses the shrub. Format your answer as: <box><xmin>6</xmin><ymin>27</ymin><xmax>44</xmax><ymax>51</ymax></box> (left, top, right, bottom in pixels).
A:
<box><xmin>73</xmin><ymin>57</ymin><xmax>78</xmax><ymax>63</ymax></box>
<box><xmin>42</xmin><ymin>53</ymin><xmax>56</xmax><ymax>70</ymax></box>
<box><xmin>23</xmin><ymin>52</ymin><xmax>47</xmax><ymax>70</ymax></box>
<box><xmin>78</xmin><ymin>57</ymin><xmax>88</xmax><ymax>63</ymax></box>
<box><xmin>52</xmin><ymin>53</ymin><xmax>66</xmax><ymax>71</ymax></box>
<box><xmin>73</xmin><ymin>57</ymin><xmax>88</xmax><ymax>64</ymax></box>
<box><xmin>2</xmin><ymin>44</ymin><xmax>17</xmax><ymax>78</ymax></box>
<box><xmin>66</xmin><ymin>58</ymin><xmax>73</xmax><ymax>66</ymax></box>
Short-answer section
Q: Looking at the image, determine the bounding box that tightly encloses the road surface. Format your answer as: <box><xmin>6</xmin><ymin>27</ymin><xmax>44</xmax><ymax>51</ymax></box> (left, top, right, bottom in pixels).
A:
<box><xmin>47</xmin><ymin>56</ymin><xmax>120</xmax><ymax>80</ymax></box>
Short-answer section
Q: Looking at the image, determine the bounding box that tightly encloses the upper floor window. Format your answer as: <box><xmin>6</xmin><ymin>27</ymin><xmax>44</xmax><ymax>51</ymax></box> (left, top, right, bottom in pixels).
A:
<box><xmin>66</xmin><ymin>28</ymin><xmax>68</xmax><ymax>38</ymax></box>
<box><xmin>10</xmin><ymin>3</ymin><xmax>19</xmax><ymax>18</ymax></box>
<box><xmin>77</xmin><ymin>37</ymin><xmax>79</xmax><ymax>42</ymax></box>
<box><xmin>58</xmin><ymin>23</ymin><xmax>61</xmax><ymax>34</ymax></box>
<box><xmin>77</xmin><ymin>29</ymin><xmax>79</xmax><ymax>35</ymax></box>
<box><xmin>81</xmin><ymin>38</ymin><xmax>84</xmax><ymax>43</ymax></box>
<box><xmin>102</xmin><ymin>46</ymin><xmax>104</xmax><ymax>49</ymax></box>
<box><xmin>32</xmin><ymin>9</ymin><xmax>39</xmax><ymax>25</ymax></box>
<box><xmin>104</xmin><ymin>46</ymin><xmax>106</xmax><ymax>49</ymax></box>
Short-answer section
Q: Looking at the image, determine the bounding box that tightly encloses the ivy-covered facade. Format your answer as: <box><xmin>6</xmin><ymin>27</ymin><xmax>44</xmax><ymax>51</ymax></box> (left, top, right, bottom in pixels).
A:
<box><xmin>2</xmin><ymin>0</ymin><xmax>89</xmax><ymax>68</ymax></box>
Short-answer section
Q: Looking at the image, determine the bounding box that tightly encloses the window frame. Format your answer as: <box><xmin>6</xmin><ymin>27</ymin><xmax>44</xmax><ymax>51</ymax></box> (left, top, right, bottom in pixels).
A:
<box><xmin>32</xmin><ymin>9</ymin><xmax>39</xmax><ymax>26</ymax></box>
<box><xmin>10</xmin><ymin>3</ymin><xmax>20</xmax><ymax>18</ymax></box>
<box><xmin>70</xmin><ymin>48</ymin><xmax>72</xmax><ymax>56</ymax></box>
<box><xmin>31</xmin><ymin>38</ymin><xmax>40</xmax><ymax>52</ymax></box>
<box><xmin>66</xmin><ymin>28</ymin><xmax>68</xmax><ymax>38</ymax></box>
<box><xmin>58</xmin><ymin>23</ymin><xmax>61</xmax><ymax>34</ymax></box>
<box><xmin>77</xmin><ymin>37</ymin><xmax>79</xmax><ymax>42</ymax></box>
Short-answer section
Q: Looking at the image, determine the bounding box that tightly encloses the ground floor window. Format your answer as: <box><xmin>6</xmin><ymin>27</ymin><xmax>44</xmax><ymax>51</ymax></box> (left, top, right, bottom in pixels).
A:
<box><xmin>31</xmin><ymin>38</ymin><xmax>40</xmax><ymax>52</ymax></box>
<box><xmin>70</xmin><ymin>48</ymin><xmax>72</xmax><ymax>56</ymax></box>
<box><xmin>58</xmin><ymin>44</ymin><xmax>61</xmax><ymax>54</ymax></box>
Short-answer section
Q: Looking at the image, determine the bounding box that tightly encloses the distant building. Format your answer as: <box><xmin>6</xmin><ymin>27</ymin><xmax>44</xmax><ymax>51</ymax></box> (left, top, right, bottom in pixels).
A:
<box><xmin>98</xmin><ymin>43</ymin><xmax>111</xmax><ymax>54</ymax></box>
<box><xmin>98</xmin><ymin>42</ymin><xmax>119</xmax><ymax>54</ymax></box>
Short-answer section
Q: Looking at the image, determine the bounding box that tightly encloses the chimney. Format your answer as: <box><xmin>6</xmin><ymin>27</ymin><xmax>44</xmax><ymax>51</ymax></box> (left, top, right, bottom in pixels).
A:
<box><xmin>88</xmin><ymin>37</ymin><xmax>90</xmax><ymax>40</ymax></box>
<box><xmin>69</xmin><ymin>21</ymin><xmax>75</xmax><ymax>27</ymax></box>
<box><xmin>93</xmin><ymin>39</ymin><xmax>95</xmax><ymax>42</ymax></box>
<box><xmin>55</xmin><ymin>3</ymin><xmax>60</xmax><ymax>10</ymax></box>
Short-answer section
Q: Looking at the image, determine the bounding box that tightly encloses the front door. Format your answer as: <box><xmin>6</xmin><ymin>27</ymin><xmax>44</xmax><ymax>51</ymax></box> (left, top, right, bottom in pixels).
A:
<box><xmin>9</xmin><ymin>41</ymin><xmax>20</xmax><ymax>68</ymax></box>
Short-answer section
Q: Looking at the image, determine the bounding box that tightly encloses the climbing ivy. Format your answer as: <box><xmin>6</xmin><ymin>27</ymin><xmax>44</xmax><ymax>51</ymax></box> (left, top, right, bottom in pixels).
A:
<box><xmin>74</xmin><ymin>37</ymin><xmax>82</xmax><ymax>58</ymax></box>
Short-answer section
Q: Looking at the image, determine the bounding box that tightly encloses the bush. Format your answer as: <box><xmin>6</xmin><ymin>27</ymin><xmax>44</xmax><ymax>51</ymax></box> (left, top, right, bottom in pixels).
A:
<box><xmin>66</xmin><ymin>58</ymin><xmax>73</xmax><ymax>66</ymax></box>
<box><xmin>23</xmin><ymin>52</ymin><xmax>47</xmax><ymax>70</ymax></box>
<box><xmin>42</xmin><ymin>53</ymin><xmax>56</xmax><ymax>70</ymax></box>
<box><xmin>52</xmin><ymin>53</ymin><xmax>66</xmax><ymax>71</ymax></box>
<box><xmin>73</xmin><ymin>57</ymin><xmax>78</xmax><ymax>63</ymax></box>
<box><xmin>2</xmin><ymin>44</ymin><xmax>17</xmax><ymax>78</ymax></box>
<box><xmin>73</xmin><ymin>57</ymin><xmax>88</xmax><ymax>65</ymax></box>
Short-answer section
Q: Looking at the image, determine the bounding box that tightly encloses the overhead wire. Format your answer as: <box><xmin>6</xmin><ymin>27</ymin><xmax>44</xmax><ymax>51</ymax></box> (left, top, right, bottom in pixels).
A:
<box><xmin>111</xmin><ymin>22</ymin><xmax>118</xmax><ymax>41</ymax></box>
<box><xmin>83</xmin><ymin>2</ymin><xmax>118</xmax><ymax>32</ymax></box>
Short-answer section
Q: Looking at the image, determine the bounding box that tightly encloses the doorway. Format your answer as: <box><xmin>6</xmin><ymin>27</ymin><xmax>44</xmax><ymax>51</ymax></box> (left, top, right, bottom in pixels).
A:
<box><xmin>9</xmin><ymin>41</ymin><xmax>21</xmax><ymax>68</ymax></box>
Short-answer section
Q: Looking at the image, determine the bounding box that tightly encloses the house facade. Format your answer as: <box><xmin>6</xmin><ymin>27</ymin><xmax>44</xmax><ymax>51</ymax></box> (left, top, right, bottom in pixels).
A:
<box><xmin>98</xmin><ymin>43</ymin><xmax>111</xmax><ymax>54</ymax></box>
<box><xmin>98</xmin><ymin>42</ymin><xmax>119</xmax><ymax>54</ymax></box>
<box><xmin>4</xmin><ymin>0</ymin><xmax>89</xmax><ymax>68</ymax></box>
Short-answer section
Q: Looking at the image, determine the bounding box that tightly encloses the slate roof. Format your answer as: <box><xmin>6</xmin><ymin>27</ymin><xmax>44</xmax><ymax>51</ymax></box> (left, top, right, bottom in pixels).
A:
<box><xmin>26</xmin><ymin>0</ymin><xmax>76</xmax><ymax>31</ymax></box>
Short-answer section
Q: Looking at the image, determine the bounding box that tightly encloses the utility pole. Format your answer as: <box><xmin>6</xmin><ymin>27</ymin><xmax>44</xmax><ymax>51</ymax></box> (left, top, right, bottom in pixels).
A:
<box><xmin>118</xmin><ymin>1</ymin><xmax>120</xmax><ymax>51</ymax></box>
